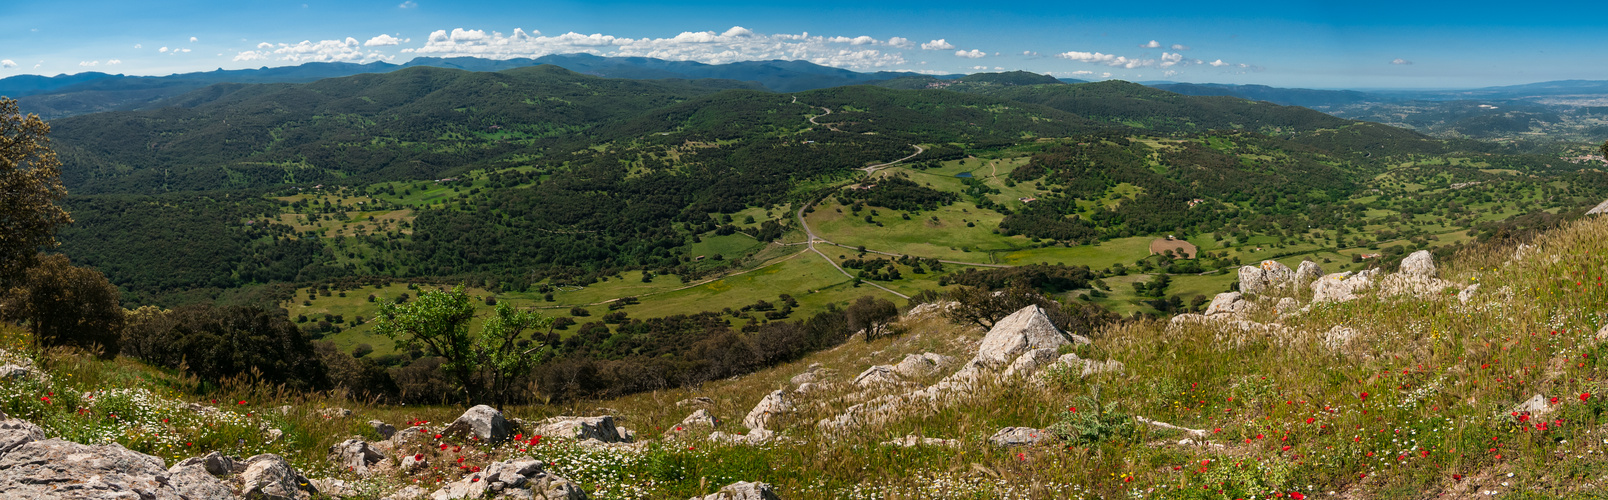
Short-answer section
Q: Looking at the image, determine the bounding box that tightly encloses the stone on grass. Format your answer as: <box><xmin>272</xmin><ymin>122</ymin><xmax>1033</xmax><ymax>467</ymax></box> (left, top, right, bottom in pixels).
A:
<box><xmin>1458</xmin><ymin>284</ymin><xmax>1480</xmax><ymax>304</ymax></box>
<box><xmin>1295</xmin><ymin>260</ymin><xmax>1324</xmax><ymax>284</ymax></box>
<box><xmin>429</xmin><ymin>457</ymin><xmax>587</xmax><ymax>500</ymax></box>
<box><xmin>241</xmin><ymin>453</ymin><xmax>316</xmax><ymax>500</ymax></box>
<box><xmin>1239</xmin><ymin>261</ymin><xmax>1293</xmax><ymax>294</ymax></box>
<box><xmin>677</xmin><ymin>397</ymin><xmax>715</xmax><ymax>408</ymax></box>
<box><xmin>690</xmin><ymin>481</ymin><xmax>781</xmax><ymax>500</ymax></box>
<box><xmin>892</xmin><ymin>353</ymin><xmax>953</xmax><ymax>378</ymax></box>
<box><xmin>532</xmin><ymin>416</ymin><xmax>628</xmax><ymax>443</ymax></box>
<box><xmin>988</xmin><ymin>427</ymin><xmax>1052</xmax><ymax>447</ymax></box>
<box><xmin>1202</xmin><ymin>292</ymin><xmax>1253</xmax><ymax>317</ymax></box>
<box><xmin>328</xmin><ymin>438</ymin><xmax>387</xmax><ymax>474</ymax></box>
<box><xmin>852</xmin><ymin>365</ymin><xmax>902</xmax><ymax>387</ymax></box>
<box><xmin>443</xmin><ymin>405</ymin><xmax>510</xmax><ymax>443</ymax></box>
<box><xmin>1002</xmin><ymin>348</ymin><xmax>1060</xmax><ymax>379</ymax></box>
<box><xmin>369</xmin><ymin>420</ymin><xmax>397</xmax><ymax>440</ymax></box>
<box><xmin>881</xmin><ymin>435</ymin><xmax>961</xmax><ymax>448</ymax></box>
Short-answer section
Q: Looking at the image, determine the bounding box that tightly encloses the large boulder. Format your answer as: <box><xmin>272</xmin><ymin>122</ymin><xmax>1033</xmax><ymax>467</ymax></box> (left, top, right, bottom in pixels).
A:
<box><xmin>892</xmin><ymin>353</ymin><xmax>953</xmax><ymax>378</ymax></box>
<box><xmin>167</xmin><ymin>457</ymin><xmax>240</xmax><ymax>499</ymax></box>
<box><xmin>1377</xmin><ymin>273</ymin><xmax>1456</xmax><ymax>300</ymax></box>
<box><xmin>988</xmin><ymin>427</ymin><xmax>1052</xmax><ymax>447</ymax></box>
<box><xmin>742</xmin><ymin>390</ymin><xmax>793</xmax><ymax>430</ymax></box>
<box><xmin>443</xmin><ymin>405</ymin><xmax>511</xmax><ymax>443</ymax></box>
<box><xmin>1202</xmin><ymin>292</ymin><xmax>1254</xmax><ymax>317</ymax></box>
<box><xmin>975</xmin><ymin>305</ymin><xmax>1078</xmax><ymax>367</ymax></box>
<box><xmin>328</xmin><ymin>438</ymin><xmax>387</xmax><ymax>474</ymax></box>
<box><xmin>532</xmin><ymin>416</ymin><xmax>628</xmax><ymax>443</ymax></box>
<box><xmin>0</xmin><ymin>438</ymin><xmax>186</xmax><ymax>499</ymax></box>
<box><xmin>1310</xmin><ymin>270</ymin><xmax>1377</xmax><ymax>303</ymax></box>
<box><xmin>429</xmin><ymin>457</ymin><xmax>588</xmax><ymax>499</ymax></box>
<box><xmin>241</xmin><ymin>454</ymin><xmax>316</xmax><ymax>500</ymax></box>
<box><xmin>1239</xmin><ymin>260</ymin><xmax>1293</xmax><ymax>295</ymax></box>
<box><xmin>690</xmin><ymin>481</ymin><xmax>781</xmax><ymax>500</ymax></box>
<box><xmin>1295</xmin><ymin>261</ymin><xmax>1325</xmax><ymax>284</ymax></box>
<box><xmin>0</xmin><ymin>419</ymin><xmax>45</xmax><ymax>456</ymax></box>
<box><xmin>680</xmin><ymin>409</ymin><xmax>718</xmax><ymax>429</ymax></box>
<box><xmin>1400</xmin><ymin>250</ymin><xmax>1436</xmax><ymax>277</ymax></box>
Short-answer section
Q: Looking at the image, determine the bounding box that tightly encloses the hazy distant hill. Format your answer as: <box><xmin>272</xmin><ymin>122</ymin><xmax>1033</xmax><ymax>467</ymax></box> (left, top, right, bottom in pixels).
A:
<box><xmin>1149</xmin><ymin>83</ymin><xmax>1379</xmax><ymax>108</ymax></box>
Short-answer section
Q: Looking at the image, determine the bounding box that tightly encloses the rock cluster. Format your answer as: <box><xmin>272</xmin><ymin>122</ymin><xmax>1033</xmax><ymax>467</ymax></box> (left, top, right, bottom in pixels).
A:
<box><xmin>690</xmin><ymin>481</ymin><xmax>781</xmax><ymax>500</ymax></box>
<box><xmin>443</xmin><ymin>404</ymin><xmax>511</xmax><ymax>443</ymax></box>
<box><xmin>428</xmin><ymin>457</ymin><xmax>587</xmax><ymax>500</ymax></box>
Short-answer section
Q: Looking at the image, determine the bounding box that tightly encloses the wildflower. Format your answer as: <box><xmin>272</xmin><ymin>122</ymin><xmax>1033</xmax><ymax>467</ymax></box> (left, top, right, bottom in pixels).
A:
<box><xmin>1453</xmin><ymin>474</ymin><xmax>1463</xmax><ymax>481</ymax></box>
<box><xmin>414</xmin><ymin>453</ymin><xmax>424</xmax><ymax>461</ymax></box>
<box><xmin>1582</xmin><ymin>392</ymin><xmax>1593</xmax><ymax>402</ymax></box>
<box><xmin>1359</xmin><ymin>392</ymin><xmax>1369</xmax><ymax>400</ymax></box>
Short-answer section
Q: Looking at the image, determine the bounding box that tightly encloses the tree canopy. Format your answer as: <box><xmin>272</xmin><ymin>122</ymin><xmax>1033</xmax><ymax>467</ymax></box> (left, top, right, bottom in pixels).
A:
<box><xmin>0</xmin><ymin>97</ymin><xmax>71</xmax><ymax>285</ymax></box>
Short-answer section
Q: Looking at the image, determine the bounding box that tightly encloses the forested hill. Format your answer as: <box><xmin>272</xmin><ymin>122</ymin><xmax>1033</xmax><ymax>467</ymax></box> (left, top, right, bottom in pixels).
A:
<box><xmin>974</xmin><ymin>80</ymin><xmax>1356</xmax><ymax>133</ymax></box>
<box><xmin>50</xmin><ymin>65</ymin><xmax>759</xmax><ymax>195</ymax></box>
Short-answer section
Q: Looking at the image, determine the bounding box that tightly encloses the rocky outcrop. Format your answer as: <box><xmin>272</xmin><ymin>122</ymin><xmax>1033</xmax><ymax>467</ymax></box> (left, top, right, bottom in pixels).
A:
<box><xmin>1002</xmin><ymin>348</ymin><xmax>1060</xmax><ymax>379</ymax></box>
<box><xmin>385</xmin><ymin>485</ymin><xmax>429</xmax><ymax>500</ymax></box>
<box><xmin>429</xmin><ymin>457</ymin><xmax>588</xmax><ymax>500</ymax></box>
<box><xmin>443</xmin><ymin>405</ymin><xmax>511</xmax><ymax>443</ymax></box>
<box><xmin>329</xmin><ymin>438</ymin><xmax>387</xmax><ymax>474</ymax></box>
<box><xmin>892</xmin><ymin>353</ymin><xmax>953</xmax><ymax>378</ymax></box>
<box><xmin>852</xmin><ymin>365</ymin><xmax>902</xmax><ymax>388</ymax></box>
<box><xmin>0</xmin><ymin>365</ymin><xmax>35</xmax><ymax>382</ymax></box>
<box><xmin>319</xmin><ymin>407</ymin><xmax>353</xmax><ymax>418</ymax></box>
<box><xmin>690</xmin><ymin>481</ymin><xmax>781</xmax><ymax>500</ymax></box>
<box><xmin>743</xmin><ymin>390</ymin><xmax>793</xmax><ymax>430</ymax></box>
<box><xmin>988</xmin><ymin>427</ymin><xmax>1051</xmax><ymax>447</ymax></box>
<box><xmin>679</xmin><ymin>409</ymin><xmax>718</xmax><ymax>430</ymax></box>
<box><xmin>167</xmin><ymin>455</ymin><xmax>241</xmax><ymax>499</ymax></box>
<box><xmin>975</xmin><ymin>305</ymin><xmax>1080</xmax><ymax>367</ymax></box>
<box><xmin>532</xmin><ymin>416</ymin><xmax>628</xmax><ymax>443</ymax></box>
<box><xmin>0</xmin><ymin>438</ymin><xmax>188</xmax><ymax>499</ymax></box>
<box><xmin>1507</xmin><ymin>394</ymin><xmax>1556</xmax><ymax>421</ymax></box>
<box><xmin>1376</xmin><ymin>273</ymin><xmax>1456</xmax><ymax>299</ymax></box>
<box><xmin>1458</xmin><ymin>284</ymin><xmax>1480</xmax><ymax>304</ymax></box>
<box><xmin>1295</xmin><ymin>260</ymin><xmax>1324</xmax><ymax>284</ymax></box>
<box><xmin>1239</xmin><ymin>260</ymin><xmax>1293</xmax><ymax>295</ymax></box>
<box><xmin>1310</xmin><ymin>270</ymin><xmax>1378</xmax><ymax>303</ymax></box>
<box><xmin>1322</xmin><ymin>326</ymin><xmax>1360</xmax><ymax>349</ymax></box>
<box><xmin>0</xmin><ymin>418</ymin><xmax>45</xmax><ymax>456</ymax></box>
<box><xmin>1401</xmin><ymin>250</ymin><xmax>1436</xmax><ymax>277</ymax></box>
<box><xmin>241</xmin><ymin>453</ymin><xmax>317</xmax><ymax>500</ymax></box>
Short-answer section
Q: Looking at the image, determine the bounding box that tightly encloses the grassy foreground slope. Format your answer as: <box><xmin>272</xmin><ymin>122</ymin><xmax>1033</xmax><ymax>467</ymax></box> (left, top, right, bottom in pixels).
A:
<box><xmin>3</xmin><ymin>216</ymin><xmax>1606</xmax><ymax>499</ymax></box>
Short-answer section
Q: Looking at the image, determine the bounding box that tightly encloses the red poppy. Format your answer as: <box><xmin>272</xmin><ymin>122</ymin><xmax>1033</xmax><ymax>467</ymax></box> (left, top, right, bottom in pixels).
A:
<box><xmin>1582</xmin><ymin>393</ymin><xmax>1593</xmax><ymax>402</ymax></box>
<box><xmin>413</xmin><ymin>453</ymin><xmax>423</xmax><ymax>461</ymax></box>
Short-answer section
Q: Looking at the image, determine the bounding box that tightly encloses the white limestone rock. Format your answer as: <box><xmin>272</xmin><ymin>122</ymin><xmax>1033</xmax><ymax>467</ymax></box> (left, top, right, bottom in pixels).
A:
<box><xmin>1400</xmin><ymin>250</ymin><xmax>1436</xmax><ymax>277</ymax></box>
<box><xmin>742</xmin><ymin>390</ymin><xmax>793</xmax><ymax>430</ymax></box>
<box><xmin>532</xmin><ymin>416</ymin><xmax>627</xmax><ymax>443</ymax></box>
<box><xmin>1202</xmin><ymin>292</ymin><xmax>1254</xmax><ymax>317</ymax></box>
<box><xmin>892</xmin><ymin>353</ymin><xmax>953</xmax><ymax>378</ymax></box>
<box><xmin>988</xmin><ymin>427</ymin><xmax>1052</xmax><ymax>447</ymax></box>
<box><xmin>975</xmin><ymin>305</ymin><xmax>1078</xmax><ymax>368</ymax></box>
<box><xmin>852</xmin><ymin>365</ymin><xmax>903</xmax><ymax>388</ymax></box>
<box><xmin>690</xmin><ymin>481</ymin><xmax>781</xmax><ymax>500</ymax></box>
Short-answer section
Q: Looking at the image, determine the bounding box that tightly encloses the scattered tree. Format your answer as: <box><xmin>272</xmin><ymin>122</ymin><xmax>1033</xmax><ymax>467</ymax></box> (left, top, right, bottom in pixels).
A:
<box><xmin>845</xmin><ymin>295</ymin><xmax>899</xmax><ymax>342</ymax></box>
<box><xmin>476</xmin><ymin>303</ymin><xmax>555</xmax><ymax>410</ymax></box>
<box><xmin>0</xmin><ymin>98</ymin><xmax>72</xmax><ymax>286</ymax></box>
<box><xmin>373</xmin><ymin>286</ymin><xmax>479</xmax><ymax>400</ymax></box>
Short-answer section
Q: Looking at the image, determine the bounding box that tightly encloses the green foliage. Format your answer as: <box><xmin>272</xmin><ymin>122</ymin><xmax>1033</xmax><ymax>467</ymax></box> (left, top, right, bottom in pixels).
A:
<box><xmin>117</xmin><ymin>304</ymin><xmax>330</xmax><ymax>391</ymax></box>
<box><xmin>1048</xmin><ymin>389</ymin><xmax>1138</xmax><ymax>446</ymax></box>
<box><xmin>476</xmin><ymin>303</ymin><xmax>553</xmax><ymax>409</ymax></box>
<box><xmin>0</xmin><ymin>97</ymin><xmax>72</xmax><ymax>285</ymax></box>
<box><xmin>844</xmin><ymin>295</ymin><xmax>898</xmax><ymax>342</ymax></box>
<box><xmin>1</xmin><ymin>254</ymin><xmax>123</xmax><ymax>357</ymax></box>
<box><xmin>373</xmin><ymin>285</ymin><xmax>477</xmax><ymax>399</ymax></box>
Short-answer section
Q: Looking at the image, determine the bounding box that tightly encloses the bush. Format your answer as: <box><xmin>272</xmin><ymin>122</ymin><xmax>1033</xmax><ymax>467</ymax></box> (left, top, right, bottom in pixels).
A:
<box><xmin>119</xmin><ymin>304</ymin><xmax>330</xmax><ymax>391</ymax></box>
<box><xmin>1</xmin><ymin>254</ymin><xmax>124</xmax><ymax>358</ymax></box>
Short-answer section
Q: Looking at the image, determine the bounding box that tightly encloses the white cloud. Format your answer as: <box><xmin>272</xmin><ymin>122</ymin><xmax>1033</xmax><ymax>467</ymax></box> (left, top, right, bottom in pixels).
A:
<box><xmin>134</xmin><ymin>43</ymin><xmax>142</xmax><ymax>49</ymax></box>
<box><xmin>406</xmin><ymin>26</ymin><xmax>910</xmax><ymax>69</ymax></box>
<box><xmin>1056</xmin><ymin>50</ymin><xmax>1147</xmax><ymax>68</ymax></box>
<box><xmin>1391</xmin><ymin>58</ymin><xmax>1413</xmax><ymax>65</ymax></box>
<box><xmin>399</xmin><ymin>0</ymin><xmax>416</xmax><ymax>7</ymax></box>
<box><xmin>107</xmin><ymin>59</ymin><xmax>121</xmax><ymax>65</ymax></box>
<box><xmin>233</xmin><ymin>37</ymin><xmax>370</xmax><ymax>63</ymax></box>
<box><xmin>257</xmin><ymin>42</ymin><xmax>274</xmax><ymax>49</ymax></box>
<box><xmin>1022</xmin><ymin>50</ymin><xmax>1039</xmax><ymax>56</ymax></box>
<box><xmin>1171</xmin><ymin>44</ymin><xmax>1189</xmax><ymax>50</ymax></box>
<box><xmin>159</xmin><ymin>46</ymin><xmax>169</xmax><ymax>53</ymax></box>
<box><xmin>1163</xmin><ymin>70</ymin><xmax>1177</xmax><ymax>77</ymax></box>
<box><xmin>79</xmin><ymin>60</ymin><xmax>99</xmax><ymax>67</ymax></box>
<box><xmin>0</xmin><ymin>60</ymin><xmax>15</xmax><ymax>68</ymax></box>
<box><xmin>1139</xmin><ymin>40</ymin><xmax>1161</xmax><ymax>48</ymax></box>
<box><xmin>887</xmin><ymin>37</ymin><xmax>913</xmax><ymax>48</ymax></box>
<box><xmin>920</xmin><ymin>39</ymin><xmax>954</xmax><ymax>50</ymax></box>
<box><xmin>971</xmin><ymin>65</ymin><xmax>989</xmax><ymax>70</ymax></box>
<box><xmin>955</xmin><ymin>49</ymin><xmax>985</xmax><ymax>58</ymax></box>
<box><xmin>1209</xmin><ymin>59</ymin><xmax>1228</xmax><ymax>67</ymax></box>
<box><xmin>1158</xmin><ymin>52</ymin><xmax>1183</xmax><ymax>68</ymax></box>
<box><xmin>828</xmin><ymin>35</ymin><xmax>877</xmax><ymax>45</ymax></box>
<box><xmin>365</xmin><ymin>34</ymin><xmax>401</xmax><ymax>46</ymax></box>
<box><xmin>189</xmin><ymin>36</ymin><xmax>198</xmax><ymax>42</ymax></box>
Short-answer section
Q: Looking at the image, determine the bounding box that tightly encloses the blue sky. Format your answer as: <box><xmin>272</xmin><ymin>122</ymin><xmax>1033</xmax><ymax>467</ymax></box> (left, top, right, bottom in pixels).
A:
<box><xmin>3</xmin><ymin>0</ymin><xmax>1606</xmax><ymax>88</ymax></box>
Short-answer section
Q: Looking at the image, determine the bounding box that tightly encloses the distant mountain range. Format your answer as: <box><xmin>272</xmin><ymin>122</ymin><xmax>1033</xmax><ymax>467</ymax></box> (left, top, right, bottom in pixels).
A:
<box><xmin>2</xmin><ymin>55</ymin><xmax>956</xmax><ymax>118</ymax></box>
